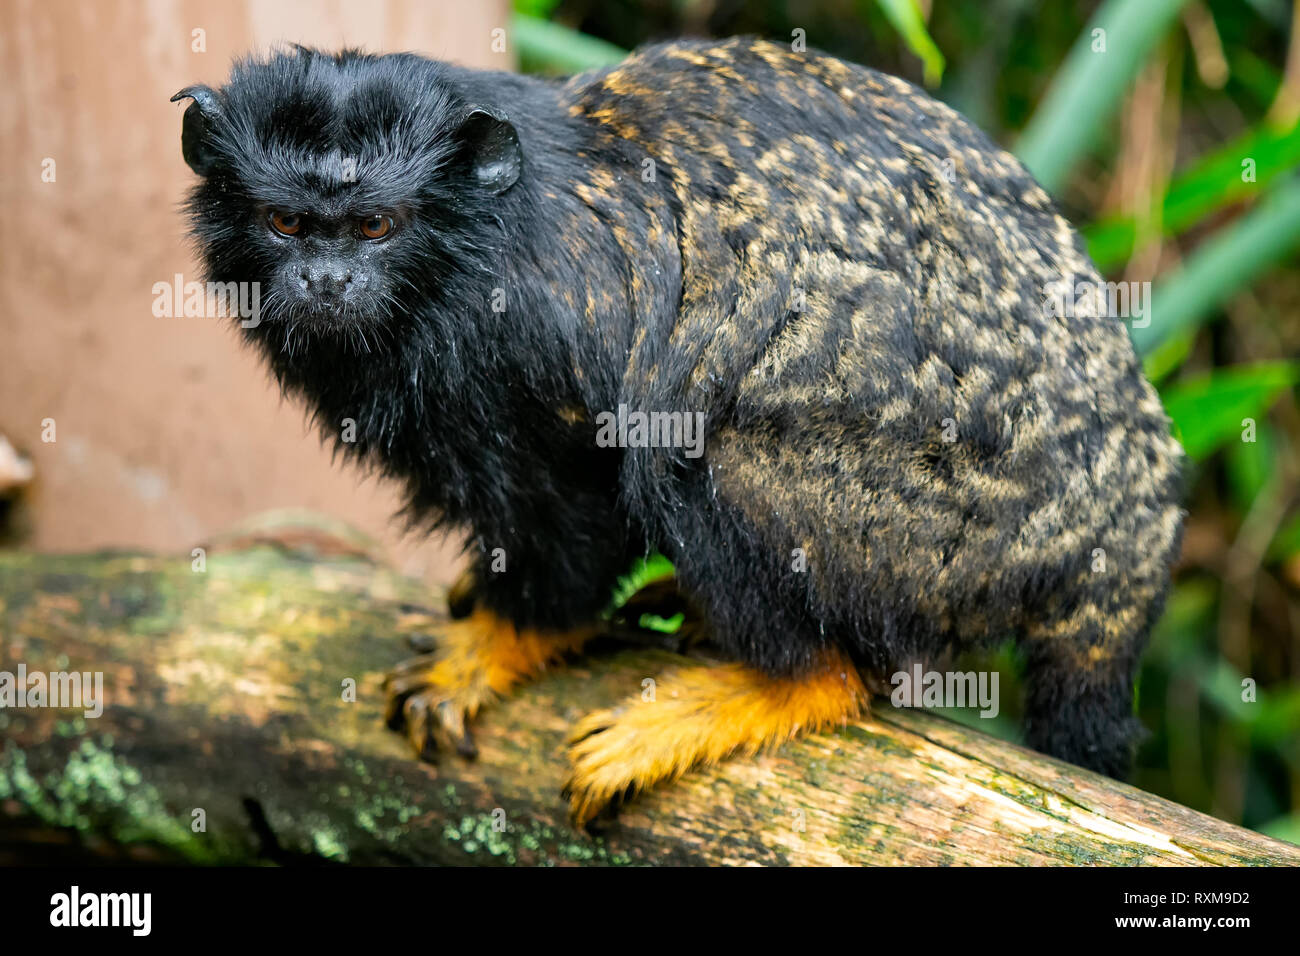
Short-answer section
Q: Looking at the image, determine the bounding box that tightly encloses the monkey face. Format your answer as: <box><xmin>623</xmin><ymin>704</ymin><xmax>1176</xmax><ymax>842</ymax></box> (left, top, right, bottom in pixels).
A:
<box><xmin>254</xmin><ymin>201</ymin><xmax>402</xmax><ymax>326</ymax></box>
<box><xmin>172</xmin><ymin>49</ymin><xmax>522</xmax><ymax>340</ymax></box>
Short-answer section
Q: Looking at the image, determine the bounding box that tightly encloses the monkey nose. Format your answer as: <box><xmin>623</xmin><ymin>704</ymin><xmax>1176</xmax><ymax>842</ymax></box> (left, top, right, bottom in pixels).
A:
<box><xmin>301</xmin><ymin>267</ymin><xmax>354</xmax><ymax>296</ymax></box>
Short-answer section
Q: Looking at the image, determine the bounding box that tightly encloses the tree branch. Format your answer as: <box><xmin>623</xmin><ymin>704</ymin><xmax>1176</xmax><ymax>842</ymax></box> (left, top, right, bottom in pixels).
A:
<box><xmin>1</xmin><ymin>512</ymin><xmax>1296</xmax><ymax>866</ymax></box>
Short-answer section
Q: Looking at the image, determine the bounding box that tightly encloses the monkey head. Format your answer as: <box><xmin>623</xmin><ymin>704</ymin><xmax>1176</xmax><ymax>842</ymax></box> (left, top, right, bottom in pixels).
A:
<box><xmin>173</xmin><ymin>48</ymin><xmax>523</xmax><ymax>345</ymax></box>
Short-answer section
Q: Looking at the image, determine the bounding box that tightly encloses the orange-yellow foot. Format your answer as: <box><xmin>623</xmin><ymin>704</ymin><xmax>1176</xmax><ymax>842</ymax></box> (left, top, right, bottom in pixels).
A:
<box><xmin>563</xmin><ymin>656</ymin><xmax>867</xmax><ymax>826</ymax></box>
<box><xmin>385</xmin><ymin>607</ymin><xmax>593</xmax><ymax>761</ymax></box>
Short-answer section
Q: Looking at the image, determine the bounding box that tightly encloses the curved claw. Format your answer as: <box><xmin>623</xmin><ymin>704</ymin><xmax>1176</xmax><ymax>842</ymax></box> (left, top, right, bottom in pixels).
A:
<box><xmin>383</xmin><ymin>653</ymin><xmax>480</xmax><ymax>761</ymax></box>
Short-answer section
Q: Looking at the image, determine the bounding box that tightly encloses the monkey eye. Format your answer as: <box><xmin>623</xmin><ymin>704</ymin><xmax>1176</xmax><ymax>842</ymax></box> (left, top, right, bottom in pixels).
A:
<box><xmin>359</xmin><ymin>215</ymin><xmax>394</xmax><ymax>240</ymax></box>
<box><xmin>269</xmin><ymin>211</ymin><xmax>303</xmax><ymax>237</ymax></box>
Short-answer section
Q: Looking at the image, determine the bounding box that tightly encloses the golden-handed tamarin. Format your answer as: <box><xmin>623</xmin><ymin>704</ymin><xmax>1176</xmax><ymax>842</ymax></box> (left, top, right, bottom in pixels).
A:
<box><xmin>175</xmin><ymin>37</ymin><xmax>1184</xmax><ymax>826</ymax></box>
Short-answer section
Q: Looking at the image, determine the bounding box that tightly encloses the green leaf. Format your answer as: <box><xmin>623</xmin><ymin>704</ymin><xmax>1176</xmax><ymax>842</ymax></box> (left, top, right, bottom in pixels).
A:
<box><xmin>1259</xmin><ymin>813</ymin><xmax>1300</xmax><ymax>847</ymax></box>
<box><xmin>875</xmin><ymin>0</ymin><xmax>946</xmax><ymax>86</ymax></box>
<box><xmin>1016</xmin><ymin>0</ymin><xmax>1190</xmax><ymax>193</ymax></box>
<box><xmin>1085</xmin><ymin>121</ymin><xmax>1300</xmax><ymax>271</ymax></box>
<box><xmin>1227</xmin><ymin>47</ymin><xmax>1284</xmax><ymax>110</ymax></box>
<box><xmin>638</xmin><ymin>612</ymin><xmax>685</xmax><ymax>634</ymax></box>
<box><xmin>1199</xmin><ymin>660</ymin><xmax>1259</xmax><ymax>725</ymax></box>
<box><xmin>1141</xmin><ymin>329</ymin><xmax>1195</xmax><ymax>385</ymax></box>
<box><xmin>1159</xmin><ymin>362</ymin><xmax>1298</xmax><ymax>461</ymax></box>
<box><xmin>1266</xmin><ymin>513</ymin><xmax>1300</xmax><ymax>563</ymax></box>
<box><xmin>1251</xmin><ymin>688</ymin><xmax>1300</xmax><ymax>747</ymax></box>
<box><xmin>1131</xmin><ymin>176</ymin><xmax>1300</xmax><ymax>355</ymax></box>
<box><xmin>1200</xmin><ymin>660</ymin><xmax>1300</xmax><ymax>747</ymax></box>
<box><xmin>512</xmin><ymin>0</ymin><xmax>563</xmax><ymax>19</ymax></box>
<box><xmin>1145</xmin><ymin>579</ymin><xmax>1217</xmax><ymax>667</ymax></box>
<box><xmin>512</xmin><ymin>14</ymin><xmax>627</xmax><ymax>75</ymax></box>
<box><xmin>1225</xmin><ymin>422</ymin><xmax>1276</xmax><ymax>511</ymax></box>
<box><xmin>603</xmin><ymin>553</ymin><xmax>676</xmax><ymax>617</ymax></box>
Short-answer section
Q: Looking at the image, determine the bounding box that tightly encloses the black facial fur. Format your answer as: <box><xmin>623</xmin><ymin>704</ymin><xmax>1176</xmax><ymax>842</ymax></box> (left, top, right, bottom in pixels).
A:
<box><xmin>176</xmin><ymin>40</ymin><xmax>1184</xmax><ymax>778</ymax></box>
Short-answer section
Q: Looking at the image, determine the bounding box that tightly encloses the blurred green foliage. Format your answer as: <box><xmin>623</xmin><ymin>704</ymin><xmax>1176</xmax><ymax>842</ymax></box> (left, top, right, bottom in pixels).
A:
<box><xmin>516</xmin><ymin>0</ymin><xmax>1300</xmax><ymax>841</ymax></box>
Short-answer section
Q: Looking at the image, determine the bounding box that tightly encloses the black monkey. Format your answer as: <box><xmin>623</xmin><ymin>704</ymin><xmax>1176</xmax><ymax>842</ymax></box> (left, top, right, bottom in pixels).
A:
<box><xmin>175</xmin><ymin>38</ymin><xmax>1184</xmax><ymax>825</ymax></box>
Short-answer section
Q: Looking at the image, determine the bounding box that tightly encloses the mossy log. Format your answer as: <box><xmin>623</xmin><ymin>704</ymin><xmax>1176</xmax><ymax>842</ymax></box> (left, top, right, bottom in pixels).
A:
<box><xmin>1</xmin><ymin>512</ymin><xmax>1297</xmax><ymax>866</ymax></box>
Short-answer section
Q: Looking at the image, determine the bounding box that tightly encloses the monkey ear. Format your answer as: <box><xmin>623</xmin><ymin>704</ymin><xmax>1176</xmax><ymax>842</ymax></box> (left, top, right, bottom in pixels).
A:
<box><xmin>171</xmin><ymin>85</ymin><xmax>223</xmax><ymax>176</ymax></box>
<box><xmin>458</xmin><ymin>107</ymin><xmax>522</xmax><ymax>194</ymax></box>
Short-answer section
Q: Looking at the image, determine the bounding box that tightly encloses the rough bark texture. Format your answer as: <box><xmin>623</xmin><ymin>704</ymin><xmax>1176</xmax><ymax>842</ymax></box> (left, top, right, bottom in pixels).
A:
<box><xmin>1</xmin><ymin>513</ymin><xmax>1297</xmax><ymax>866</ymax></box>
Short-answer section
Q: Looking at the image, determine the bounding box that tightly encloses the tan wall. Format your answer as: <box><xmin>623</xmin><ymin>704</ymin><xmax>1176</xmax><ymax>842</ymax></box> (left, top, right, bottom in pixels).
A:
<box><xmin>0</xmin><ymin>0</ymin><xmax>514</xmax><ymax>582</ymax></box>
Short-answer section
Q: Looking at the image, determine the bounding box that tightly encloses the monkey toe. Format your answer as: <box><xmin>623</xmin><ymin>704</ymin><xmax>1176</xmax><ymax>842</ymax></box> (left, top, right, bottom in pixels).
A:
<box><xmin>562</xmin><ymin>707</ymin><xmax>643</xmax><ymax>828</ymax></box>
<box><xmin>383</xmin><ymin>654</ymin><xmax>481</xmax><ymax>761</ymax></box>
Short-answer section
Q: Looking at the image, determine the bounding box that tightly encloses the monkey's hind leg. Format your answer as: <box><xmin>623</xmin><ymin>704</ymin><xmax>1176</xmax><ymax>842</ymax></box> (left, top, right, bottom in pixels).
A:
<box><xmin>563</xmin><ymin>655</ymin><xmax>867</xmax><ymax>826</ymax></box>
<box><xmin>385</xmin><ymin>608</ymin><xmax>594</xmax><ymax>760</ymax></box>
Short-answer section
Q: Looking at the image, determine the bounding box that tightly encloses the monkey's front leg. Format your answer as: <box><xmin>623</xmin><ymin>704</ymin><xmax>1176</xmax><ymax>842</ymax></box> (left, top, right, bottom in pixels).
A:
<box><xmin>384</xmin><ymin>608</ymin><xmax>595</xmax><ymax>760</ymax></box>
